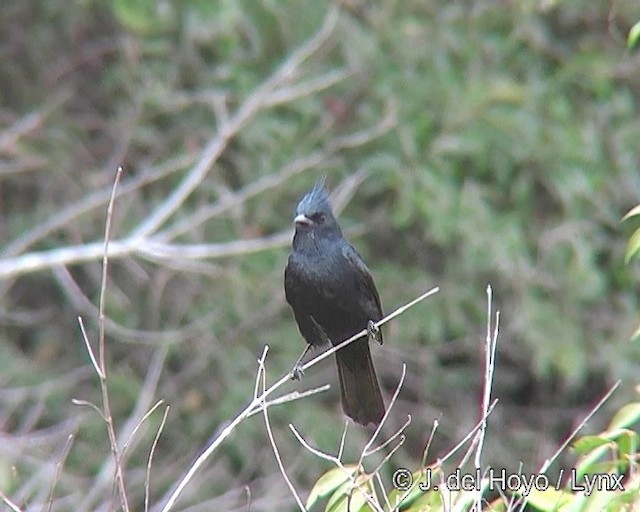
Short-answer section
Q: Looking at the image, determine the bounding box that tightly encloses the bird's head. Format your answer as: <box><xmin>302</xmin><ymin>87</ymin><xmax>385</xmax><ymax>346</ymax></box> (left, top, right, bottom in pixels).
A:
<box><xmin>293</xmin><ymin>179</ymin><xmax>342</xmax><ymax>240</ymax></box>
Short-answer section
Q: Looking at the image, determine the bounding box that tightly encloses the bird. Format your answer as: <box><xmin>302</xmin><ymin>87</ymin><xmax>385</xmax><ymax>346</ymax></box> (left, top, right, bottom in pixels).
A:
<box><xmin>284</xmin><ymin>179</ymin><xmax>385</xmax><ymax>426</ymax></box>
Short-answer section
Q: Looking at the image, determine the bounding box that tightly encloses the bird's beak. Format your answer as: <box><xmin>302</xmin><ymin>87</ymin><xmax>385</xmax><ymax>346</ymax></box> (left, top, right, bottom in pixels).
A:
<box><xmin>294</xmin><ymin>214</ymin><xmax>313</xmax><ymax>226</ymax></box>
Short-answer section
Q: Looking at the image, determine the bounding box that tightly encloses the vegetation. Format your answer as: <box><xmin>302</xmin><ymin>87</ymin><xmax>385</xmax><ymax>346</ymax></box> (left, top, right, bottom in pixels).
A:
<box><xmin>1</xmin><ymin>1</ymin><xmax>639</xmax><ymax>510</ymax></box>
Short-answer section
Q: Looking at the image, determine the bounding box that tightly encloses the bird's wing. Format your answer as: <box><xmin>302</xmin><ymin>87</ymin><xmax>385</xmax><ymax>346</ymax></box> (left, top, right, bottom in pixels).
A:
<box><xmin>341</xmin><ymin>244</ymin><xmax>384</xmax><ymax>321</ymax></box>
<box><xmin>285</xmin><ymin>258</ymin><xmax>328</xmax><ymax>347</ymax></box>
<box><xmin>292</xmin><ymin>309</ymin><xmax>328</xmax><ymax>347</ymax></box>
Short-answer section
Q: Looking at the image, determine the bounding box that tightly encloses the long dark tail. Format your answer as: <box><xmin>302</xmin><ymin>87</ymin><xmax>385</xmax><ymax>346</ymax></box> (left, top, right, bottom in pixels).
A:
<box><xmin>335</xmin><ymin>339</ymin><xmax>385</xmax><ymax>426</ymax></box>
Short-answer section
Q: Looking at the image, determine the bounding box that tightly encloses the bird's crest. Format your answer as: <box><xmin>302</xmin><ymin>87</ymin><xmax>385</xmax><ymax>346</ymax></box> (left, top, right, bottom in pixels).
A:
<box><xmin>296</xmin><ymin>177</ymin><xmax>332</xmax><ymax>215</ymax></box>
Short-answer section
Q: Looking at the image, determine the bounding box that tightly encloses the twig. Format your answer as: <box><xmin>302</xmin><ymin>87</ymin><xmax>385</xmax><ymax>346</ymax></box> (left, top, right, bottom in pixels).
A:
<box><xmin>78</xmin><ymin>345</ymin><xmax>168</xmax><ymax>512</ymax></box>
<box><xmin>0</xmin><ymin>101</ymin><xmax>395</xmax><ymax>280</ymax></box>
<box><xmin>393</xmin><ymin>419</ymin><xmax>440</xmax><ymax>509</ymax></box>
<box><xmin>158</xmin><ymin>351</ymin><xmax>322</xmax><ymax>512</ymax></box>
<box><xmin>0</xmin><ymin>4</ymin><xmax>402</xmax><ymax>283</ymax></box>
<box><xmin>262</xmin><ymin>70</ymin><xmax>349</xmax><ymax>108</ymax></box>
<box><xmin>45</xmin><ymin>433</ymin><xmax>75</xmax><ymax>512</ymax></box>
<box><xmin>539</xmin><ymin>380</ymin><xmax>621</xmax><ymax>475</ymax></box>
<box><xmin>253</xmin><ymin>346</ymin><xmax>271</xmax><ymax>400</ymax></box>
<box><xmin>77</xmin><ymin>316</ymin><xmax>103</xmax><ymax>379</ymax></box>
<box><xmin>159</xmin><ymin>286</ymin><xmax>439</xmax><ymax>512</ymax></box>
<box><xmin>145</xmin><ymin>405</ymin><xmax>170</xmax><ymax>512</ymax></box>
<box><xmin>1</xmin><ymin>154</ymin><xmax>195</xmax><ymax>258</ymax></box>
<box><xmin>100</xmin><ymin>167</ymin><xmax>129</xmax><ymax>512</ymax></box>
<box><xmin>299</xmin><ymin>287</ymin><xmax>439</xmax><ymax>377</ymax></box>
<box><xmin>289</xmin><ymin>366</ymin><xmax>411</xmax><ymax>512</ymax></box>
<box><xmin>288</xmin><ymin>424</ymin><xmax>385</xmax><ymax>512</ymax></box>
<box><xmin>121</xmin><ymin>400</ymin><xmax>165</xmax><ymax>460</ymax></box>
<box><xmin>77</xmin><ymin>167</ymin><xmax>129</xmax><ymax>512</ymax></box>
<box><xmin>131</xmin><ymin>7</ymin><xmax>339</xmax><ymax>240</ymax></box>
<box><xmin>362</xmin><ymin>363</ymin><xmax>408</xmax><ymax>458</ymax></box>
<box><xmin>247</xmin><ymin>385</ymin><xmax>332</xmax><ymax>416</ymax></box>
<box><xmin>0</xmin><ymin>492</ymin><xmax>22</xmax><ymax>512</ymax></box>
<box><xmin>289</xmin><ymin>424</ymin><xmax>343</xmax><ymax>464</ymax></box>
<box><xmin>157</xmin><ymin>150</ymin><xmax>340</xmax><ymax>241</ymax></box>
<box><xmin>71</xmin><ymin>399</ymin><xmax>105</xmax><ymax>420</ymax></box>
<box><xmin>366</xmin><ymin>415</ymin><xmax>411</xmax><ymax>458</ymax></box>
<box><xmin>259</xmin><ymin>349</ymin><xmax>307</xmax><ymax>512</ymax></box>
<box><xmin>472</xmin><ymin>285</ymin><xmax>500</xmax><ymax>511</ymax></box>
<box><xmin>337</xmin><ymin>421</ymin><xmax>349</xmax><ymax>461</ymax></box>
<box><xmin>420</xmin><ymin>419</ymin><xmax>439</xmax><ymax>468</ymax></box>
<box><xmin>0</xmin><ymin>91</ymin><xmax>69</xmax><ymax>154</ymax></box>
<box><xmin>437</xmin><ymin>399</ymin><xmax>499</xmax><ymax>467</ymax></box>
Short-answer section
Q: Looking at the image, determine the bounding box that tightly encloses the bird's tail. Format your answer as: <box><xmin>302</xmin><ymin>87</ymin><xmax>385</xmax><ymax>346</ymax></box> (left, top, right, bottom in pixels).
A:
<box><xmin>335</xmin><ymin>340</ymin><xmax>385</xmax><ymax>426</ymax></box>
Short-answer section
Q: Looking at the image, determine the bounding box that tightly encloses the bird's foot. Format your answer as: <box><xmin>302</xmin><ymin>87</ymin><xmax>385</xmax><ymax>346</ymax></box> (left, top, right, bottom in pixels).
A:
<box><xmin>367</xmin><ymin>320</ymin><xmax>382</xmax><ymax>345</ymax></box>
<box><xmin>290</xmin><ymin>364</ymin><xmax>304</xmax><ymax>381</ymax></box>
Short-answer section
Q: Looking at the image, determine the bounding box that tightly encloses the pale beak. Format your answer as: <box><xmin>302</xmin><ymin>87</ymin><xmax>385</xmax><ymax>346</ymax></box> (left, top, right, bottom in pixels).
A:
<box><xmin>294</xmin><ymin>214</ymin><xmax>313</xmax><ymax>226</ymax></box>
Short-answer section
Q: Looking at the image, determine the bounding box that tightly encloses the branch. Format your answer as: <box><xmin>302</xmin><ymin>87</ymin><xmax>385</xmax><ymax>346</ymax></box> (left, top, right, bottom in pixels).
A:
<box><xmin>158</xmin><ymin>286</ymin><xmax>439</xmax><ymax>512</ymax></box>
<box><xmin>130</xmin><ymin>7</ymin><xmax>339</xmax><ymax>240</ymax></box>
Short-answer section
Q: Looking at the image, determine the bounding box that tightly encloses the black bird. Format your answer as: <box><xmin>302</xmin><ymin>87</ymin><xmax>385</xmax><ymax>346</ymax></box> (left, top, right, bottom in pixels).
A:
<box><xmin>284</xmin><ymin>180</ymin><xmax>385</xmax><ymax>426</ymax></box>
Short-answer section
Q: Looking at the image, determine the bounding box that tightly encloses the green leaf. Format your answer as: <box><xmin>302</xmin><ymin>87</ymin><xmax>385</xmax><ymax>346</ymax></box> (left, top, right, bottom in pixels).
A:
<box><xmin>616</xmin><ymin>431</ymin><xmax>639</xmax><ymax>471</ymax></box>
<box><xmin>628</xmin><ymin>21</ymin><xmax>640</xmax><ymax>51</ymax></box>
<box><xmin>325</xmin><ymin>474</ymin><xmax>373</xmax><ymax>512</ymax></box>
<box><xmin>306</xmin><ymin>465</ymin><xmax>359</xmax><ymax>509</ymax></box>
<box><xmin>608</xmin><ymin>403</ymin><xmax>640</xmax><ymax>430</ymax></box>
<box><xmin>622</xmin><ymin>204</ymin><xmax>640</xmax><ymax>221</ymax></box>
<box><xmin>573</xmin><ymin>436</ymin><xmax>610</xmax><ymax>455</ymax></box>
<box><xmin>112</xmin><ymin>0</ymin><xmax>164</xmax><ymax>33</ymax></box>
<box><xmin>624</xmin><ymin>227</ymin><xmax>640</xmax><ymax>264</ymax></box>
<box><xmin>518</xmin><ymin>487</ymin><xmax>573</xmax><ymax>511</ymax></box>
<box><xmin>386</xmin><ymin>468</ymin><xmax>441</xmax><ymax>509</ymax></box>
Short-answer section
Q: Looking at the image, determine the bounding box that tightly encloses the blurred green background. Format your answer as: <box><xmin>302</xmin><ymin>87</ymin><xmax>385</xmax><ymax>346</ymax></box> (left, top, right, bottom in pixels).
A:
<box><xmin>1</xmin><ymin>0</ymin><xmax>639</xmax><ymax>510</ymax></box>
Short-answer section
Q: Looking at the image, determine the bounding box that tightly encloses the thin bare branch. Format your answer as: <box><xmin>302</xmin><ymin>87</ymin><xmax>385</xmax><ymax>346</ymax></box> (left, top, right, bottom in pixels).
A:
<box><xmin>0</xmin><ymin>492</ymin><xmax>22</xmax><ymax>512</ymax></box>
<box><xmin>77</xmin><ymin>316</ymin><xmax>103</xmax><ymax>379</ymax></box>
<box><xmin>362</xmin><ymin>363</ymin><xmax>408</xmax><ymax>458</ymax></box>
<box><xmin>71</xmin><ymin>399</ymin><xmax>106</xmax><ymax>420</ymax></box>
<box><xmin>248</xmin><ymin>385</ymin><xmax>332</xmax><ymax>416</ymax></box>
<box><xmin>328</xmin><ymin>100</ymin><xmax>397</xmax><ymax>150</ymax></box>
<box><xmin>263</xmin><ymin>70</ymin><xmax>349</xmax><ymax>108</ymax></box>
<box><xmin>437</xmin><ymin>399</ymin><xmax>499</xmax><ymax>467</ymax></box>
<box><xmin>157</xmin><ymin>150</ymin><xmax>340</xmax><ymax>241</ymax></box>
<box><xmin>145</xmin><ymin>405</ymin><xmax>170</xmax><ymax>512</ymax></box>
<box><xmin>0</xmin><ymin>91</ymin><xmax>69</xmax><ymax>155</ymax></box>
<box><xmin>337</xmin><ymin>421</ymin><xmax>349</xmax><ymax>461</ymax></box>
<box><xmin>253</xmin><ymin>345</ymin><xmax>271</xmax><ymax>400</ymax></box>
<box><xmin>76</xmin><ymin>166</ymin><xmax>129</xmax><ymax>512</ymax></box>
<box><xmin>130</xmin><ymin>7</ymin><xmax>339</xmax><ymax>240</ymax></box>
<box><xmin>79</xmin><ymin>345</ymin><xmax>168</xmax><ymax>512</ymax></box>
<box><xmin>121</xmin><ymin>400</ymin><xmax>165</xmax><ymax>460</ymax></box>
<box><xmin>298</xmin><ymin>287</ymin><xmax>439</xmax><ymax>377</ymax></box>
<box><xmin>159</xmin><ymin>285</ymin><xmax>438</xmax><ymax>512</ymax></box>
<box><xmin>366</xmin><ymin>415</ymin><xmax>411</xmax><ymax>458</ymax></box>
<box><xmin>259</xmin><ymin>350</ymin><xmax>307</xmax><ymax>512</ymax></box>
<box><xmin>46</xmin><ymin>434</ymin><xmax>75</xmax><ymax>512</ymax></box>
<box><xmin>420</xmin><ymin>419</ymin><xmax>439</xmax><ymax>468</ymax></box>
<box><xmin>1</xmin><ymin>154</ymin><xmax>195</xmax><ymax>259</ymax></box>
<box><xmin>471</xmin><ymin>285</ymin><xmax>500</xmax><ymax>511</ymax></box>
<box><xmin>289</xmin><ymin>424</ymin><xmax>386</xmax><ymax>512</ymax></box>
<box><xmin>0</xmin><ymin>97</ymin><xmax>395</xmax><ymax>280</ymax></box>
<box><xmin>369</xmin><ymin>434</ymin><xmax>406</xmax><ymax>480</ymax></box>
<box><xmin>288</xmin><ymin>424</ymin><xmax>342</xmax><ymax>464</ymax></box>
<box><xmin>539</xmin><ymin>380</ymin><xmax>620</xmax><ymax>475</ymax></box>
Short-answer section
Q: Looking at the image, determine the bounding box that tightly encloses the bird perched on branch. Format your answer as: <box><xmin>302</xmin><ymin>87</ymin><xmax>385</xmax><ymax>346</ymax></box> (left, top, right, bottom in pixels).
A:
<box><xmin>284</xmin><ymin>179</ymin><xmax>385</xmax><ymax>426</ymax></box>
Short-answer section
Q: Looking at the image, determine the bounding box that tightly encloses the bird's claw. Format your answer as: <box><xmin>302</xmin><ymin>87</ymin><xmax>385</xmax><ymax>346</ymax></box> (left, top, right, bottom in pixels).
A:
<box><xmin>367</xmin><ymin>320</ymin><xmax>382</xmax><ymax>345</ymax></box>
<box><xmin>290</xmin><ymin>364</ymin><xmax>304</xmax><ymax>380</ymax></box>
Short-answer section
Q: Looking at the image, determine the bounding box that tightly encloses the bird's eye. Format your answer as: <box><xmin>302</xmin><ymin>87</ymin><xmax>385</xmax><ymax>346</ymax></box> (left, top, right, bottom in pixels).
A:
<box><xmin>311</xmin><ymin>213</ymin><xmax>326</xmax><ymax>224</ymax></box>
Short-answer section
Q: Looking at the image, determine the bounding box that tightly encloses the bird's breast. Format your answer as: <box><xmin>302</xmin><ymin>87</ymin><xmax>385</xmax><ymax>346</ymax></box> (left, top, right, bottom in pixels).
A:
<box><xmin>289</xmin><ymin>250</ymin><xmax>344</xmax><ymax>297</ymax></box>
